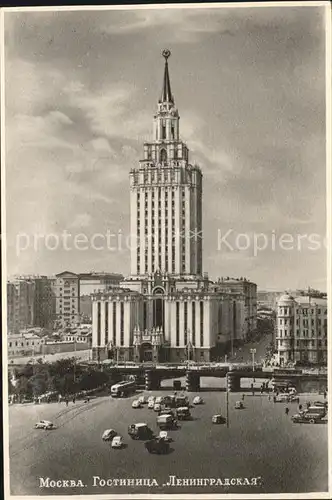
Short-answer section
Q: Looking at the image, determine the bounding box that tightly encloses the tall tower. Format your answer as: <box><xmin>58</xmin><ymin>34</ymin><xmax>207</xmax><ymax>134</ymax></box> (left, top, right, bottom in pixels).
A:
<box><xmin>130</xmin><ymin>50</ymin><xmax>203</xmax><ymax>278</ymax></box>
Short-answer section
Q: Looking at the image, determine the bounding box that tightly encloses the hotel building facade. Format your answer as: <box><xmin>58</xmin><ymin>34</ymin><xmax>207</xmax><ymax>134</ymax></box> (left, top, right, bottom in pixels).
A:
<box><xmin>92</xmin><ymin>51</ymin><xmax>257</xmax><ymax>363</ymax></box>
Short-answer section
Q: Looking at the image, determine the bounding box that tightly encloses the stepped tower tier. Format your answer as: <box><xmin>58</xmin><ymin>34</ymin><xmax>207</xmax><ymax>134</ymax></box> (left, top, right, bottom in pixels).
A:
<box><xmin>130</xmin><ymin>49</ymin><xmax>203</xmax><ymax>278</ymax></box>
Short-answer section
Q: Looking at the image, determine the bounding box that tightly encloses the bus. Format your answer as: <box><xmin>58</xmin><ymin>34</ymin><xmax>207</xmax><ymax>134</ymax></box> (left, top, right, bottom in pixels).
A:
<box><xmin>110</xmin><ymin>380</ymin><xmax>136</xmax><ymax>398</ymax></box>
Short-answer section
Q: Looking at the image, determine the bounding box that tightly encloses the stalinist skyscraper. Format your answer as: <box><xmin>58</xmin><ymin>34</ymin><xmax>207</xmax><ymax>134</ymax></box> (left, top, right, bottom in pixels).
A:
<box><xmin>92</xmin><ymin>51</ymin><xmax>255</xmax><ymax>364</ymax></box>
<box><xmin>130</xmin><ymin>49</ymin><xmax>202</xmax><ymax>278</ymax></box>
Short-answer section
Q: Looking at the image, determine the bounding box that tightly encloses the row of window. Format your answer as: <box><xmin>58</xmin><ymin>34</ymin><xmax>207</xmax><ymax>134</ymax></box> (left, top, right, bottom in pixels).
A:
<box><xmin>9</xmin><ymin>340</ymin><xmax>39</xmax><ymax>347</ymax></box>
<box><xmin>175</xmin><ymin>301</ymin><xmax>204</xmax><ymax>347</ymax></box>
<box><xmin>279</xmin><ymin>329</ymin><xmax>327</xmax><ymax>337</ymax></box>
<box><xmin>97</xmin><ymin>302</ymin><xmax>125</xmax><ymax>347</ymax></box>
<box><xmin>279</xmin><ymin>307</ymin><xmax>327</xmax><ymax>315</ymax></box>
<box><xmin>279</xmin><ymin>339</ymin><xmax>327</xmax><ymax>348</ymax></box>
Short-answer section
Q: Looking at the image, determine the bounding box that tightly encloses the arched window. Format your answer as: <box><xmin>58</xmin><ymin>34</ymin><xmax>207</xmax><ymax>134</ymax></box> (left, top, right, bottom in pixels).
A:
<box><xmin>160</xmin><ymin>149</ymin><xmax>167</xmax><ymax>162</ymax></box>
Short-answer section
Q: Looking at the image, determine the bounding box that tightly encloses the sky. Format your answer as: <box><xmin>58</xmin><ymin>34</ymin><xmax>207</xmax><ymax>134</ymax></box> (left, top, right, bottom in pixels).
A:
<box><xmin>4</xmin><ymin>4</ymin><xmax>328</xmax><ymax>291</ymax></box>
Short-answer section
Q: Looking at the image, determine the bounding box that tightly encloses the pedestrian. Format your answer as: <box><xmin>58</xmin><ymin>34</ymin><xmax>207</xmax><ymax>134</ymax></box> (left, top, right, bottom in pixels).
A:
<box><xmin>285</xmin><ymin>407</ymin><xmax>289</xmax><ymax>416</ymax></box>
<box><xmin>324</xmin><ymin>390</ymin><xmax>327</xmax><ymax>400</ymax></box>
<box><xmin>66</xmin><ymin>399</ymin><xmax>69</xmax><ymax>407</ymax></box>
<box><xmin>298</xmin><ymin>404</ymin><xmax>302</xmax><ymax>412</ymax></box>
<box><xmin>242</xmin><ymin>393</ymin><xmax>245</xmax><ymax>401</ymax></box>
<box><xmin>268</xmin><ymin>394</ymin><xmax>271</xmax><ymax>401</ymax></box>
<box><xmin>273</xmin><ymin>395</ymin><xmax>276</xmax><ymax>403</ymax></box>
<box><xmin>73</xmin><ymin>397</ymin><xmax>76</xmax><ymax>404</ymax></box>
<box><xmin>306</xmin><ymin>401</ymin><xmax>310</xmax><ymax>409</ymax></box>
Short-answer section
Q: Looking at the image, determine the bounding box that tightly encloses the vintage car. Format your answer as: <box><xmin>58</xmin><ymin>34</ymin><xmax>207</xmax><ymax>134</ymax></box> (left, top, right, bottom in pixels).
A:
<box><xmin>102</xmin><ymin>429</ymin><xmax>117</xmax><ymax>441</ymax></box>
<box><xmin>148</xmin><ymin>400</ymin><xmax>155</xmax><ymax>409</ymax></box>
<box><xmin>158</xmin><ymin>430</ymin><xmax>172</xmax><ymax>442</ymax></box>
<box><xmin>157</xmin><ymin>414</ymin><xmax>178</xmax><ymax>430</ymax></box>
<box><xmin>235</xmin><ymin>401</ymin><xmax>244</xmax><ymax>409</ymax></box>
<box><xmin>287</xmin><ymin>394</ymin><xmax>300</xmax><ymax>403</ymax></box>
<box><xmin>111</xmin><ymin>436</ymin><xmax>124</xmax><ymax>449</ymax></box>
<box><xmin>291</xmin><ymin>412</ymin><xmax>324</xmax><ymax>424</ymax></box>
<box><xmin>128</xmin><ymin>423</ymin><xmax>154</xmax><ymax>440</ymax></box>
<box><xmin>176</xmin><ymin>406</ymin><xmax>191</xmax><ymax>420</ymax></box>
<box><xmin>193</xmin><ymin>396</ymin><xmax>204</xmax><ymax>405</ymax></box>
<box><xmin>138</xmin><ymin>395</ymin><xmax>148</xmax><ymax>405</ymax></box>
<box><xmin>145</xmin><ymin>437</ymin><xmax>170</xmax><ymax>454</ymax></box>
<box><xmin>34</xmin><ymin>420</ymin><xmax>54</xmax><ymax>430</ymax></box>
<box><xmin>212</xmin><ymin>414</ymin><xmax>226</xmax><ymax>425</ymax></box>
<box><xmin>132</xmin><ymin>400</ymin><xmax>142</xmax><ymax>409</ymax></box>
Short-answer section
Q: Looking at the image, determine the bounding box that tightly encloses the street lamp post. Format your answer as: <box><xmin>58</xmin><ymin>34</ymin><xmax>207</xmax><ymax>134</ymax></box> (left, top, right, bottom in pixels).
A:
<box><xmin>74</xmin><ymin>337</ymin><xmax>77</xmax><ymax>383</ymax></box>
<box><xmin>250</xmin><ymin>348</ymin><xmax>256</xmax><ymax>373</ymax></box>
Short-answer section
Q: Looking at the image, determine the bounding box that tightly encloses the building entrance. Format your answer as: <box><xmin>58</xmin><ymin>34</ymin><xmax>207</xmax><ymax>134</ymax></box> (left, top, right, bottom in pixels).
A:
<box><xmin>141</xmin><ymin>342</ymin><xmax>153</xmax><ymax>362</ymax></box>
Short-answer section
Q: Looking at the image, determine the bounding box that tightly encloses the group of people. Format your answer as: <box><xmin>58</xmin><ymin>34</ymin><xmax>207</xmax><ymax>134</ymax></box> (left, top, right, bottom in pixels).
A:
<box><xmin>58</xmin><ymin>394</ymin><xmax>90</xmax><ymax>406</ymax></box>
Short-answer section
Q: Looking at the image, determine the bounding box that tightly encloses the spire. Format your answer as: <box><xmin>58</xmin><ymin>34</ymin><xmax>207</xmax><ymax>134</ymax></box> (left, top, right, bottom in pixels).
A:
<box><xmin>160</xmin><ymin>49</ymin><xmax>174</xmax><ymax>104</ymax></box>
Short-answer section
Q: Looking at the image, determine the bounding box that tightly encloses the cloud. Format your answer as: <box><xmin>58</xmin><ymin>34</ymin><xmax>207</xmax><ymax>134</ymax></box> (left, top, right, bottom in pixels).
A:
<box><xmin>4</xmin><ymin>6</ymin><xmax>326</xmax><ymax>290</ymax></box>
<box><xmin>70</xmin><ymin>213</ymin><xmax>92</xmax><ymax>228</ymax></box>
<box><xmin>99</xmin><ymin>9</ymin><xmax>235</xmax><ymax>43</ymax></box>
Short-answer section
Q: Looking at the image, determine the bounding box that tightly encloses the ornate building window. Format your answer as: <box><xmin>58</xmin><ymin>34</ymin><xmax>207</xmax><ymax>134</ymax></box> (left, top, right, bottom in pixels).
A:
<box><xmin>160</xmin><ymin>148</ymin><xmax>167</xmax><ymax>162</ymax></box>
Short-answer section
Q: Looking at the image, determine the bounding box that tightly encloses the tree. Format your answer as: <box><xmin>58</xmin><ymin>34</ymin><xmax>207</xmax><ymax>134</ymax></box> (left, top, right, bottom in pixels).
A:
<box><xmin>15</xmin><ymin>376</ymin><xmax>31</xmax><ymax>398</ymax></box>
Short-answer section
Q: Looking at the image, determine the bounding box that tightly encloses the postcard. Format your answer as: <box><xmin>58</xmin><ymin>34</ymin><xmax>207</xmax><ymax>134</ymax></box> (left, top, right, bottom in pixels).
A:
<box><xmin>1</xmin><ymin>2</ymin><xmax>331</xmax><ymax>499</ymax></box>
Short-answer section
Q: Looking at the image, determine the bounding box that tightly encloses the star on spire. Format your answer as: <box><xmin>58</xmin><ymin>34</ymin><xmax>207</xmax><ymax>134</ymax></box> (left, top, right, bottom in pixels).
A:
<box><xmin>160</xmin><ymin>49</ymin><xmax>174</xmax><ymax>104</ymax></box>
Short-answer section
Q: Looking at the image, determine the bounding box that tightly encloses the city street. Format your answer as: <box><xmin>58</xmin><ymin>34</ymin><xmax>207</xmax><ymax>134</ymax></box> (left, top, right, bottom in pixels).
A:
<box><xmin>228</xmin><ymin>333</ymin><xmax>273</xmax><ymax>365</ymax></box>
<box><xmin>9</xmin><ymin>379</ymin><xmax>328</xmax><ymax>496</ymax></box>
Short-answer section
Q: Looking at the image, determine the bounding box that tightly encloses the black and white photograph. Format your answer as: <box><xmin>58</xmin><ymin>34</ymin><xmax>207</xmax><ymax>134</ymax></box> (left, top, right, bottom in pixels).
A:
<box><xmin>1</xmin><ymin>2</ymin><xmax>331</xmax><ymax>498</ymax></box>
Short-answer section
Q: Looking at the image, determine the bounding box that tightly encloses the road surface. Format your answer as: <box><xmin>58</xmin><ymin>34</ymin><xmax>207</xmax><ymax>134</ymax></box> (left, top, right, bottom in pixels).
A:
<box><xmin>8</xmin><ymin>378</ymin><xmax>328</xmax><ymax>496</ymax></box>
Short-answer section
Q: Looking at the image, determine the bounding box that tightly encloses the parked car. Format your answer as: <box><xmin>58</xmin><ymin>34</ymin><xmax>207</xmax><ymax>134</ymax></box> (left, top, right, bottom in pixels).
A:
<box><xmin>163</xmin><ymin>395</ymin><xmax>176</xmax><ymax>408</ymax></box>
<box><xmin>307</xmin><ymin>405</ymin><xmax>327</xmax><ymax>417</ymax></box>
<box><xmin>158</xmin><ymin>430</ymin><xmax>171</xmax><ymax>442</ymax></box>
<box><xmin>102</xmin><ymin>429</ymin><xmax>117</xmax><ymax>441</ymax></box>
<box><xmin>313</xmin><ymin>401</ymin><xmax>328</xmax><ymax>408</ymax></box>
<box><xmin>145</xmin><ymin>437</ymin><xmax>170</xmax><ymax>454</ymax></box>
<box><xmin>157</xmin><ymin>414</ymin><xmax>178</xmax><ymax>430</ymax></box>
<box><xmin>291</xmin><ymin>412</ymin><xmax>323</xmax><ymax>424</ymax></box>
<box><xmin>128</xmin><ymin>423</ymin><xmax>154</xmax><ymax>440</ymax></box>
<box><xmin>148</xmin><ymin>396</ymin><xmax>155</xmax><ymax>404</ymax></box>
<box><xmin>132</xmin><ymin>400</ymin><xmax>142</xmax><ymax>409</ymax></box>
<box><xmin>288</xmin><ymin>394</ymin><xmax>300</xmax><ymax>403</ymax></box>
<box><xmin>34</xmin><ymin>420</ymin><xmax>54</xmax><ymax>430</ymax></box>
<box><xmin>148</xmin><ymin>400</ymin><xmax>155</xmax><ymax>409</ymax></box>
<box><xmin>275</xmin><ymin>395</ymin><xmax>289</xmax><ymax>403</ymax></box>
<box><xmin>175</xmin><ymin>395</ymin><xmax>189</xmax><ymax>407</ymax></box>
<box><xmin>111</xmin><ymin>436</ymin><xmax>124</xmax><ymax>449</ymax></box>
<box><xmin>154</xmin><ymin>403</ymin><xmax>161</xmax><ymax>412</ymax></box>
<box><xmin>176</xmin><ymin>406</ymin><xmax>191</xmax><ymax>420</ymax></box>
<box><xmin>160</xmin><ymin>408</ymin><xmax>176</xmax><ymax>418</ymax></box>
<box><xmin>235</xmin><ymin>401</ymin><xmax>244</xmax><ymax>409</ymax></box>
<box><xmin>212</xmin><ymin>414</ymin><xmax>226</xmax><ymax>425</ymax></box>
<box><xmin>155</xmin><ymin>396</ymin><xmax>164</xmax><ymax>405</ymax></box>
<box><xmin>193</xmin><ymin>396</ymin><xmax>203</xmax><ymax>405</ymax></box>
<box><xmin>138</xmin><ymin>395</ymin><xmax>147</xmax><ymax>405</ymax></box>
